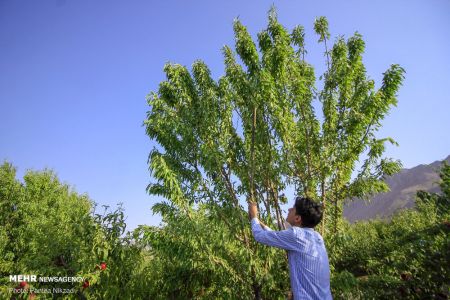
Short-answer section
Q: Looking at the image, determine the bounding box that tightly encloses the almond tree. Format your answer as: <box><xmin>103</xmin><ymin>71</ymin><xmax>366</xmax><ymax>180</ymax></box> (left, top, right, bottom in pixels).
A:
<box><xmin>145</xmin><ymin>8</ymin><xmax>404</xmax><ymax>298</ymax></box>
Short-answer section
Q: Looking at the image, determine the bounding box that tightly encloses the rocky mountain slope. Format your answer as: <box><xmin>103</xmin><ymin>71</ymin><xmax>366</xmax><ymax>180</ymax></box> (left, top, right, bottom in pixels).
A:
<box><xmin>344</xmin><ymin>155</ymin><xmax>450</xmax><ymax>222</ymax></box>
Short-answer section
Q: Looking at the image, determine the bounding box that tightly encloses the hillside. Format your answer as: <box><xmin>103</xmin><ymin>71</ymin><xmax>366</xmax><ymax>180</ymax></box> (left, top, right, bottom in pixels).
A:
<box><xmin>344</xmin><ymin>155</ymin><xmax>450</xmax><ymax>222</ymax></box>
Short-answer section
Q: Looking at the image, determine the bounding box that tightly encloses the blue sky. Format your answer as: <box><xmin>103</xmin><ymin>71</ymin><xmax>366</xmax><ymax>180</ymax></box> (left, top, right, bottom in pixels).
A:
<box><xmin>1</xmin><ymin>0</ymin><xmax>449</xmax><ymax>231</ymax></box>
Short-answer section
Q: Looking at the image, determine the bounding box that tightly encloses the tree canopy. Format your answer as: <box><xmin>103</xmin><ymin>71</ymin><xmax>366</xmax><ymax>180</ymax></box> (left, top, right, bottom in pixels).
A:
<box><xmin>145</xmin><ymin>8</ymin><xmax>405</xmax><ymax>298</ymax></box>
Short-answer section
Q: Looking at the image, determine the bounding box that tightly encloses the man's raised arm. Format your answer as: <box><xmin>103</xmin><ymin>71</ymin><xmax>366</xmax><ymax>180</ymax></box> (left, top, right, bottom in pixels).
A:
<box><xmin>248</xmin><ymin>202</ymin><xmax>298</xmax><ymax>251</ymax></box>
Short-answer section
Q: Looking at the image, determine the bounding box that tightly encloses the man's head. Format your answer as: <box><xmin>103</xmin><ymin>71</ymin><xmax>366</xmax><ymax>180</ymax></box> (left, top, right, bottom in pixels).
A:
<box><xmin>286</xmin><ymin>197</ymin><xmax>323</xmax><ymax>228</ymax></box>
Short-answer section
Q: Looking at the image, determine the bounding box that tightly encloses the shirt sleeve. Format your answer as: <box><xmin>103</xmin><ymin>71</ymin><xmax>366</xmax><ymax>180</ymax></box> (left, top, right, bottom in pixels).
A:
<box><xmin>263</xmin><ymin>224</ymin><xmax>274</xmax><ymax>232</ymax></box>
<box><xmin>251</xmin><ymin>218</ymin><xmax>299</xmax><ymax>251</ymax></box>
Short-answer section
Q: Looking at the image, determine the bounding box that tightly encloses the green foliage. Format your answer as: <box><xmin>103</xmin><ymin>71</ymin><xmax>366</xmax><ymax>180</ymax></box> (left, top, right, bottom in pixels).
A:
<box><xmin>144</xmin><ymin>7</ymin><xmax>404</xmax><ymax>298</ymax></box>
<box><xmin>330</xmin><ymin>163</ymin><xmax>450</xmax><ymax>299</ymax></box>
<box><xmin>2</xmin><ymin>161</ymin><xmax>447</xmax><ymax>298</ymax></box>
<box><xmin>0</xmin><ymin>162</ymin><xmax>150</xmax><ymax>299</ymax></box>
<box><xmin>138</xmin><ymin>206</ymin><xmax>289</xmax><ymax>299</ymax></box>
<box><xmin>1</xmin><ymin>8</ymin><xmax>425</xmax><ymax>300</ymax></box>
<box><xmin>0</xmin><ymin>162</ymin><xmax>95</xmax><ymax>279</ymax></box>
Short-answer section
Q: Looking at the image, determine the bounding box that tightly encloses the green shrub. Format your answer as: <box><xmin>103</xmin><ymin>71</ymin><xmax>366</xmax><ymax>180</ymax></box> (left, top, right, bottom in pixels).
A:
<box><xmin>330</xmin><ymin>163</ymin><xmax>450</xmax><ymax>299</ymax></box>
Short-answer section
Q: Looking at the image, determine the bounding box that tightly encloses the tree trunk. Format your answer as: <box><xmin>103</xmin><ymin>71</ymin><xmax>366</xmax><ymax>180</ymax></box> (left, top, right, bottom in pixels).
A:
<box><xmin>252</xmin><ymin>283</ymin><xmax>262</xmax><ymax>300</ymax></box>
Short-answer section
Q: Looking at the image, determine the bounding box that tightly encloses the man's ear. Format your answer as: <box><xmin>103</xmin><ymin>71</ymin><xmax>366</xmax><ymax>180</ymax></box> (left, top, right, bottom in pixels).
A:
<box><xmin>295</xmin><ymin>215</ymin><xmax>302</xmax><ymax>226</ymax></box>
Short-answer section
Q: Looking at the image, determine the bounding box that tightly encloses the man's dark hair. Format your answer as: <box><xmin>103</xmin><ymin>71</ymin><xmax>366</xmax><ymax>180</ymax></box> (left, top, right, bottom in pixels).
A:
<box><xmin>294</xmin><ymin>197</ymin><xmax>323</xmax><ymax>228</ymax></box>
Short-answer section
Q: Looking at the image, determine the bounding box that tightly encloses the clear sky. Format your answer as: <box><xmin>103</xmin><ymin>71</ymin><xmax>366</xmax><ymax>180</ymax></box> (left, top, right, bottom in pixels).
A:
<box><xmin>1</xmin><ymin>0</ymin><xmax>449</xmax><ymax>231</ymax></box>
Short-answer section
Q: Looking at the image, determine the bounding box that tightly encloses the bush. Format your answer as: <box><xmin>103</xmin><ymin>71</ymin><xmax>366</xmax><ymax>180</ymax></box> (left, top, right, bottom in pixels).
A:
<box><xmin>0</xmin><ymin>162</ymin><xmax>149</xmax><ymax>299</ymax></box>
<box><xmin>330</xmin><ymin>163</ymin><xmax>450</xmax><ymax>299</ymax></box>
<box><xmin>1</xmin><ymin>161</ymin><xmax>448</xmax><ymax>298</ymax></box>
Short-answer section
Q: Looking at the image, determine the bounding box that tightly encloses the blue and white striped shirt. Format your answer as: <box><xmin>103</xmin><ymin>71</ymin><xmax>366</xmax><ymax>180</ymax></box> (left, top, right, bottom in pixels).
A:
<box><xmin>251</xmin><ymin>218</ymin><xmax>332</xmax><ymax>300</ymax></box>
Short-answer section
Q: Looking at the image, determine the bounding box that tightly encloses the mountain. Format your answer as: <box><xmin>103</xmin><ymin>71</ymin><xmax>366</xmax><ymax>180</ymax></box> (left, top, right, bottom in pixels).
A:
<box><xmin>344</xmin><ymin>155</ymin><xmax>450</xmax><ymax>222</ymax></box>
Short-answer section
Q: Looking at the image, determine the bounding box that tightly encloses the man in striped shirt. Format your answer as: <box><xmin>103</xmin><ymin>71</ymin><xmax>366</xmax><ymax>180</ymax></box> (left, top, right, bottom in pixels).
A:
<box><xmin>248</xmin><ymin>197</ymin><xmax>332</xmax><ymax>300</ymax></box>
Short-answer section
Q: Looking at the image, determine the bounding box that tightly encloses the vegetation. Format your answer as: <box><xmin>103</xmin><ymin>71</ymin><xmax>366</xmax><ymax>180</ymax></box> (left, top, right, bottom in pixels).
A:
<box><xmin>1</xmin><ymin>8</ymin><xmax>448</xmax><ymax>300</ymax></box>
<box><xmin>143</xmin><ymin>8</ymin><xmax>404</xmax><ymax>298</ymax></box>
<box><xmin>331</xmin><ymin>163</ymin><xmax>450</xmax><ymax>299</ymax></box>
<box><xmin>1</xmin><ymin>161</ymin><xmax>448</xmax><ymax>299</ymax></box>
<box><xmin>0</xmin><ymin>162</ymin><xmax>149</xmax><ymax>299</ymax></box>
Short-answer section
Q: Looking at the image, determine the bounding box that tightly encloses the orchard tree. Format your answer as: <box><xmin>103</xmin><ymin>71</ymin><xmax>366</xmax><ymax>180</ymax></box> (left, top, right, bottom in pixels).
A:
<box><xmin>0</xmin><ymin>162</ymin><xmax>149</xmax><ymax>299</ymax></box>
<box><xmin>139</xmin><ymin>204</ymin><xmax>289</xmax><ymax>299</ymax></box>
<box><xmin>145</xmin><ymin>8</ymin><xmax>404</xmax><ymax>298</ymax></box>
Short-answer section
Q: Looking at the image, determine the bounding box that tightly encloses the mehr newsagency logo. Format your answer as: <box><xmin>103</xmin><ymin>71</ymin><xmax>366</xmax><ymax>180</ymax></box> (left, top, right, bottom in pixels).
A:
<box><xmin>10</xmin><ymin>274</ymin><xmax>84</xmax><ymax>283</ymax></box>
<box><xmin>7</xmin><ymin>275</ymin><xmax>83</xmax><ymax>295</ymax></box>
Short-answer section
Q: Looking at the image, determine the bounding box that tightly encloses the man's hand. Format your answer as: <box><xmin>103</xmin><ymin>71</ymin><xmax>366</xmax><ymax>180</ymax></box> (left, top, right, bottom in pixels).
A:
<box><xmin>248</xmin><ymin>202</ymin><xmax>258</xmax><ymax>219</ymax></box>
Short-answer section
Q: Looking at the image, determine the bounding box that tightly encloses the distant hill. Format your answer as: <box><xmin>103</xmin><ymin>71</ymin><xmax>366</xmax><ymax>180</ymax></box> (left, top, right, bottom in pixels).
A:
<box><xmin>344</xmin><ymin>155</ymin><xmax>450</xmax><ymax>222</ymax></box>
